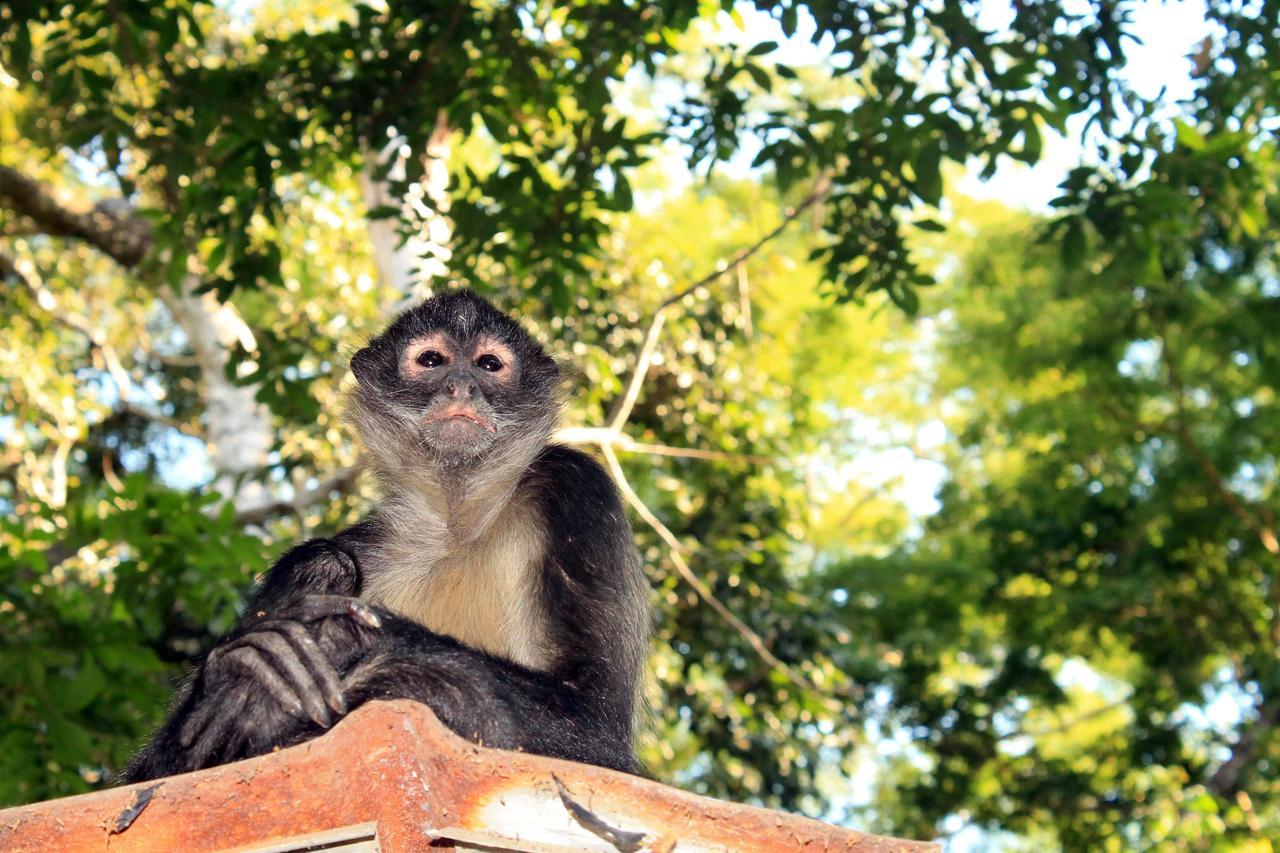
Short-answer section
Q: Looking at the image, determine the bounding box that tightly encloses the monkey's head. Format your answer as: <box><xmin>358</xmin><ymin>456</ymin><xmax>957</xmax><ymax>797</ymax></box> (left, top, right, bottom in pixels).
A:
<box><xmin>347</xmin><ymin>290</ymin><xmax>561</xmax><ymax>474</ymax></box>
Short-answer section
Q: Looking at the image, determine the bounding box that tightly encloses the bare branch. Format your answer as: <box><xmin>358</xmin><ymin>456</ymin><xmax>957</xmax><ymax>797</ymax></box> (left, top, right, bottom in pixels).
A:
<box><xmin>554</xmin><ymin>426</ymin><xmax>778</xmax><ymax>466</ymax></box>
<box><xmin>152</xmin><ymin>353</ymin><xmax>201</xmax><ymax>368</ymax></box>
<box><xmin>2</xmin><ymin>251</ymin><xmax>201</xmax><ymax>440</ymax></box>
<box><xmin>117</xmin><ymin>402</ymin><xmax>202</xmax><ymax>438</ymax></box>
<box><xmin>607</xmin><ymin>310</ymin><xmax>666</xmax><ymax>433</ymax></box>
<box><xmin>600</xmin><ymin>446</ymin><xmax>857</xmax><ymax>710</ymax></box>
<box><xmin>233</xmin><ymin>466</ymin><xmax>361</xmax><ymax>526</ymax></box>
<box><xmin>998</xmin><ymin>694</ymin><xmax>1133</xmax><ymax>741</ymax></box>
<box><xmin>607</xmin><ymin>171</ymin><xmax>834</xmax><ymax>431</ymax></box>
<box><xmin>1154</xmin><ymin>326</ymin><xmax>1280</xmax><ymax>799</ymax></box>
<box><xmin>0</xmin><ymin>166</ymin><xmax>152</xmax><ymax>267</ymax></box>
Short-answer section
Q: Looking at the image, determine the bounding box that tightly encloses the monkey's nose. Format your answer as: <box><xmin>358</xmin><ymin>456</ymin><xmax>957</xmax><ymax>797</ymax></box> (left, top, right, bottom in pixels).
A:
<box><xmin>446</xmin><ymin>381</ymin><xmax>476</xmax><ymax>399</ymax></box>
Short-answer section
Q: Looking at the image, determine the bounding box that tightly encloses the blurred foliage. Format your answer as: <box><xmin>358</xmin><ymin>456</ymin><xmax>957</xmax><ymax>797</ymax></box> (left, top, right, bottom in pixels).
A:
<box><xmin>2</xmin><ymin>0</ymin><xmax>1280</xmax><ymax>849</ymax></box>
<box><xmin>828</xmin><ymin>15</ymin><xmax>1280</xmax><ymax>843</ymax></box>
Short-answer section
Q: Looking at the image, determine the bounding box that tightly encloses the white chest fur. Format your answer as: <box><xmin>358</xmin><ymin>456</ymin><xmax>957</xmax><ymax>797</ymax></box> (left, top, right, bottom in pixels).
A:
<box><xmin>360</xmin><ymin>493</ymin><xmax>551</xmax><ymax>671</ymax></box>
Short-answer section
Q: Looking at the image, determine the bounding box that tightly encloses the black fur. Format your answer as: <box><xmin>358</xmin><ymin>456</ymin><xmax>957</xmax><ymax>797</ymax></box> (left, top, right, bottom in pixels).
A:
<box><xmin>122</xmin><ymin>291</ymin><xmax>649</xmax><ymax>782</ymax></box>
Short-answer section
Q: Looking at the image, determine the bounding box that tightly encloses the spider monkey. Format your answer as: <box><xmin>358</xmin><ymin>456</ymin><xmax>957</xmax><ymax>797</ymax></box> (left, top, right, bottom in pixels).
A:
<box><xmin>122</xmin><ymin>290</ymin><xmax>650</xmax><ymax>781</ymax></box>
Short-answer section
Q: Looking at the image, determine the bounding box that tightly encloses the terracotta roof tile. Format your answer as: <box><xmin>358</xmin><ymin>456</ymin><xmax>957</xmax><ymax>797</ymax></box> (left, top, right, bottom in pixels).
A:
<box><xmin>0</xmin><ymin>700</ymin><xmax>936</xmax><ymax>852</ymax></box>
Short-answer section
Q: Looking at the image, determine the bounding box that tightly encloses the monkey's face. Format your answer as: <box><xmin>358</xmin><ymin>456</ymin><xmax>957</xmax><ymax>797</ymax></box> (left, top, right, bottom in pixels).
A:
<box><xmin>348</xmin><ymin>290</ymin><xmax>561</xmax><ymax>471</ymax></box>
<box><xmin>395</xmin><ymin>329</ymin><xmax>515</xmax><ymax>460</ymax></box>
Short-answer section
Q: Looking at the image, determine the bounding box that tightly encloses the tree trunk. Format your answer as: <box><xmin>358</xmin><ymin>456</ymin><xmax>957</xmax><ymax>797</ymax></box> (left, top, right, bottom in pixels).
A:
<box><xmin>160</xmin><ymin>276</ymin><xmax>273</xmax><ymax>509</ymax></box>
<box><xmin>359</xmin><ymin>112</ymin><xmax>453</xmax><ymax>303</ymax></box>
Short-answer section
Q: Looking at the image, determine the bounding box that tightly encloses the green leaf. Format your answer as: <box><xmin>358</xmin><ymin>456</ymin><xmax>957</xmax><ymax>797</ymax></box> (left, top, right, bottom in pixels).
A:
<box><xmin>1061</xmin><ymin>217</ymin><xmax>1086</xmax><ymax>263</ymax></box>
<box><xmin>1174</xmin><ymin>120</ymin><xmax>1206</xmax><ymax>151</ymax></box>
<box><xmin>50</xmin><ymin>660</ymin><xmax>107</xmax><ymax>714</ymax></box>
<box><xmin>744</xmin><ymin>63</ymin><xmax>772</xmax><ymax>92</ymax></box>
<box><xmin>780</xmin><ymin>6</ymin><xmax>798</xmax><ymax>37</ymax></box>
<box><xmin>914</xmin><ymin>145</ymin><xmax>944</xmax><ymax>206</ymax></box>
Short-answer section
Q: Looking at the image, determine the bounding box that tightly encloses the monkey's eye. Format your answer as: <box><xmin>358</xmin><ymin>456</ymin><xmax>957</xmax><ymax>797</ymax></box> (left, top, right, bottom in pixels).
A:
<box><xmin>475</xmin><ymin>354</ymin><xmax>504</xmax><ymax>373</ymax></box>
<box><xmin>416</xmin><ymin>350</ymin><xmax>446</xmax><ymax>368</ymax></box>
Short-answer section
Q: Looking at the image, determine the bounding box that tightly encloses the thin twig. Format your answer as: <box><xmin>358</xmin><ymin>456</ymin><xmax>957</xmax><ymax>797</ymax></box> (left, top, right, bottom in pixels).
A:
<box><xmin>608</xmin><ymin>312</ymin><xmax>666</xmax><ymax>432</ymax></box>
<box><xmin>607</xmin><ymin>171</ymin><xmax>834</xmax><ymax>430</ymax></box>
<box><xmin>118</xmin><ymin>402</ymin><xmax>201</xmax><ymax>438</ymax></box>
<box><xmin>554</xmin><ymin>426</ymin><xmax>778</xmax><ymax>466</ymax></box>
<box><xmin>736</xmin><ymin>262</ymin><xmax>754</xmax><ymax>338</ymax></box>
<box><xmin>601</xmin><ymin>446</ymin><xmax>856</xmax><ymax>709</ymax></box>
<box><xmin>1156</xmin><ymin>320</ymin><xmax>1280</xmax><ymax>798</ymax></box>
<box><xmin>999</xmin><ymin>694</ymin><xmax>1133</xmax><ymax>741</ymax></box>
<box><xmin>2</xmin><ymin>252</ymin><xmax>200</xmax><ymax>437</ymax></box>
<box><xmin>1206</xmin><ymin>696</ymin><xmax>1280</xmax><ymax>798</ymax></box>
<box><xmin>233</xmin><ymin>466</ymin><xmax>361</xmax><ymax>526</ymax></box>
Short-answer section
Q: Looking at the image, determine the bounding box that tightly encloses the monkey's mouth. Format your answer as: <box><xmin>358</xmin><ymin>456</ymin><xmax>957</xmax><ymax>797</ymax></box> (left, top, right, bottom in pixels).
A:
<box><xmin>420</xmin><ymin>404</ymin><xmax>497</xmax><ymax>434</ymax></box>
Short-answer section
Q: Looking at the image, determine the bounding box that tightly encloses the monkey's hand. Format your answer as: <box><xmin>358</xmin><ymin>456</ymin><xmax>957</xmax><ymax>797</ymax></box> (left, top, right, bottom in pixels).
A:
<box><xmin>251</xmin><ymin>538</ymin><xmax>365</xmax><ymax>609</ymax></box>
<box><xmin>176</xmin><ymin>594</ymin><xmax>382</xmax><ymax>771</ymax></box>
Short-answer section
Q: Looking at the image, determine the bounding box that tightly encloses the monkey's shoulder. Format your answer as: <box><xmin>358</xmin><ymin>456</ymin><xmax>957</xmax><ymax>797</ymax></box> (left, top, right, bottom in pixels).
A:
<box><xmin>524</xmin><ymin>444</ymin><xmax>631</xmax><ymax>539</ymax></box>
<box><xmin>526</xmin><ymin>445</ymin><xmax>643</xmax><ymax>603</ymax></box>
<box><xmin>527</xmin><ymin>444</ymin><xmax>620</xmax><ymax>504</ymax></box>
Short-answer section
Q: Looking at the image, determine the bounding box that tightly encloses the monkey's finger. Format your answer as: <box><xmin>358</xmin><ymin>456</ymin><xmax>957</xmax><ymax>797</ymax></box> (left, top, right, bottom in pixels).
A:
<box><xmin>235</xmin><ymin>628</ymin><xmax>333</xmax><ymax>728</ymax></box>
<box><xmin>289</xmin><ymin>594</ymin><xmax>382</xmax><ymax>629</ymax></box>
<box><xmin>178</xmin><ymin>693</ymin><xmax>220</xmax><ymax>749</ymax></box>
<box><xmin>218</xmin><ymin>717</ymin><xmax>255</xmax><ymax>765</ymax></box>
<box><xmin>183</xmin><ymin>687</ymin><xmax>249</xmax><ymax>769</ymax></box>
<box><xmin>267</xmin><ymin>619</ymin><xmax>348</xmax><ymax>716</ymax></box>
<box><xmin>178</xmin><ymin>647</ymin><xmax>240</xmax><ymax>748</ymax></box>
<box><xmin>219</xmin><ymin>645</ymin><xmax>309</xmax><ymax>723</ymax></box>
<box><xmin>250</xmin><ymin>619</ymin><xmax>346</xmax><ymax>718</ymax></box>
<box><xmin>187</xmin><ymin>688</ymin><xmax>252</xmax><ymax>770</ymax></box>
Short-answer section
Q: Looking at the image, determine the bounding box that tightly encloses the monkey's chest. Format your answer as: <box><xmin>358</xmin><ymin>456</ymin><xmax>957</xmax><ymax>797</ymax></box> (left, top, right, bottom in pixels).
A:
<box><xmin>362</xmin><ymin>512</ymin><xmax>551</xmax><ymax>670</ymax></box>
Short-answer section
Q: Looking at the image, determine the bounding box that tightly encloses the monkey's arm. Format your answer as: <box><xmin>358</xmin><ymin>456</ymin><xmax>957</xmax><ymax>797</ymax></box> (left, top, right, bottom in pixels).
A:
<box><xmin>119</xmin><ymin>526</ymin><xmax>378</xmax><ymax>784</ymax></box>
<box><xmin>337</xmin><ymin>615</ymin><xmax>642</xmax><ymax>773</ymax></box>
<box><xmin>119</xmin><ymin>594</ymin><xmax>382</xmax><ymax>783</ymax></box>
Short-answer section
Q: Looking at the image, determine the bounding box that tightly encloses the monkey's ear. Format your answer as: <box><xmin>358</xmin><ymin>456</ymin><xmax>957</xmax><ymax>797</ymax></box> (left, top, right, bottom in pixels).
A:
<box><xmin>350</xmin><ymin>346</ymin><xmax>379</xmax><ymax>385</ymax></box>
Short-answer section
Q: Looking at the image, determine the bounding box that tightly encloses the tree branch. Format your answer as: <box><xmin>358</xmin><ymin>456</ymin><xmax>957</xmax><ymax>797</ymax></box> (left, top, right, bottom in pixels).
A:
<box><xmin>600</xmin><ymin>446</ymin><xmax>858</xmax><ymax>710</ymax></box>
<box><xmin>1155</xmin><ymin>326</ymin><xmax>1280</xmax><ymax>799</ymax></box>
<box><xmin>606</xmin><ymin>170</ymin><xmax>834</xmax><ymax>431</ymax></box>
<box><xmin>0</xmin><ymin>166</ymin><xmax>152</xmax><ymax>268</ymax></box>
<box><xmin>554</xmin><ymin>426</ymin><xmax>778</xmax><ymax>466</ymax></box>
<box><xmin>233</xmin><ymin>466</ymin><xmax>361</xmax><ymax>526</ymax></box>
<box><xmin>998</xmin><ymin>694</ymin><xmax>1133</xmax><ymax>741</ymax></box>
<box><xmin>117</xmin><ymin>402</ymin><xmax>201</xmax><ymax>438</ymax></box>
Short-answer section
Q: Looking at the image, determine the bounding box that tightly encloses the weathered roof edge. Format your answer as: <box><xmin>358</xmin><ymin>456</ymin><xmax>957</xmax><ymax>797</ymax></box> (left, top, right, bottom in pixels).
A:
<box><xmin>0</xmin><ymin>700</ymin><xmax>936</xmax><ymax>852</ymax></box>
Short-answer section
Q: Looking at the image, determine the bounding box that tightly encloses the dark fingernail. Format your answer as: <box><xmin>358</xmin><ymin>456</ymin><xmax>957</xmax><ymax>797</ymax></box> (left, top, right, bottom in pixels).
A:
<box><xmin>328</xmin><ymin>693</ymin><xmax>348</xmax><ymax>715</ymax></box>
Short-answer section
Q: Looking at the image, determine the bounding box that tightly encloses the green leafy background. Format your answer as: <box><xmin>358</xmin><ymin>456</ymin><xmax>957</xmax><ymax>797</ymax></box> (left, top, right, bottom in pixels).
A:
<box><xmin>2</xmin><ymin>1</ymin><xmax>1278</xmax><ymax>848</ymax></box>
